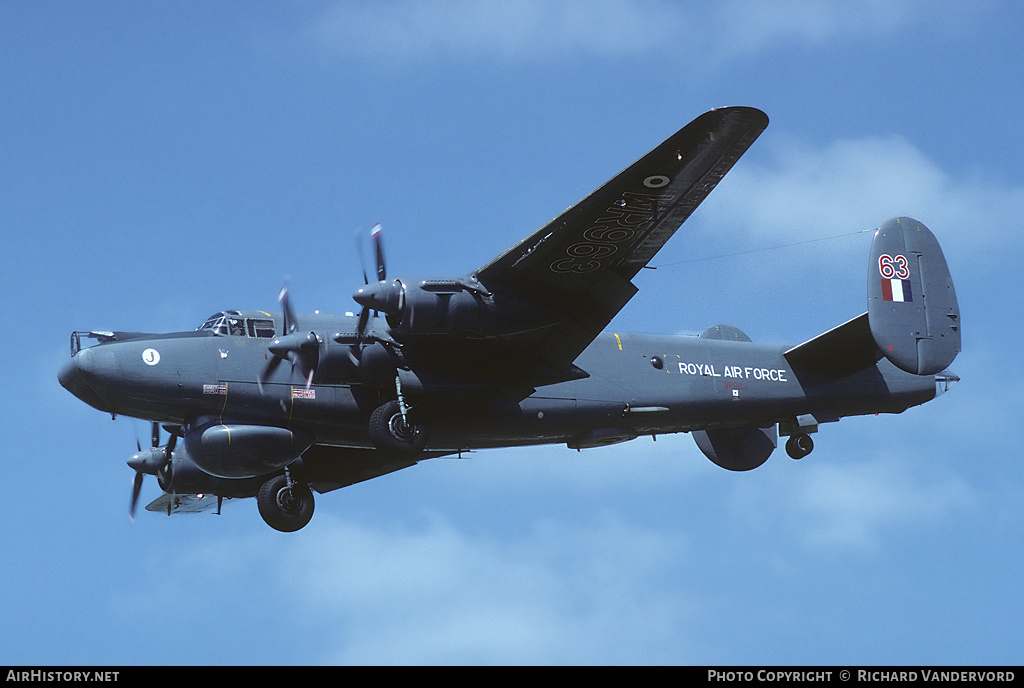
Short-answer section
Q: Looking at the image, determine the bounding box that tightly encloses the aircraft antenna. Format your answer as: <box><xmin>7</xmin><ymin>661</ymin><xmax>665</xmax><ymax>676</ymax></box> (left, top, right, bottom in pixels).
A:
<box><xmin>654</xmin><ymin>227</ymin><xmax>872</xmax><ymax>269</ymax></box>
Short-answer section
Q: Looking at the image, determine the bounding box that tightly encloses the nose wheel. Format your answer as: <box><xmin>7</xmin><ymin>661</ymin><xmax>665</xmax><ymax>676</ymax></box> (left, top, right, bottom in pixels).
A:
<box><xmin>257</xmin><ymin>474</ymin><xmax>315</xmax><ymax>532</ymax></box>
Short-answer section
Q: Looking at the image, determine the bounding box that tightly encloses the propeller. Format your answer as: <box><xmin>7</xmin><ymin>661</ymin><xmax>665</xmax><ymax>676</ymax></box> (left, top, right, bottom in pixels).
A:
<box><xmin>354</xmin><ymin>223</ymin><xmax>406</xmax><ymax>327</ymax></box>
<box><xmin>341</xmin><ymin>224</ymin><xmax>403</xmax><ymax>368</ymax></box>
<box><xmin>258</xmin><ymin>287</ymin><xmax>320</xmax><ymax>394</ymax></box>
<box><xmin>127</xmin><ymin>422</ymin><xmax>177</xmax><ymax>520</ymax></box>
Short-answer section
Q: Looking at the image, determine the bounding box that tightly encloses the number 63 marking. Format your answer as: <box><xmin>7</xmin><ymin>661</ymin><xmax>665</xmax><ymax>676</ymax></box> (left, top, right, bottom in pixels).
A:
<box><xmin>878</xmin><ymin>254</ymin><xmax>910</xmax><ymax>280</ymax></box>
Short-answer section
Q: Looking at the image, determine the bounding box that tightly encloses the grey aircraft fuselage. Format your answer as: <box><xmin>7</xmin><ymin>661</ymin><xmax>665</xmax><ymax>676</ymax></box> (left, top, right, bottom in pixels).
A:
<box><xmin>60</xmin><ymin>315</ymin><xmax>937</xmax><ymax>452</ymax></box>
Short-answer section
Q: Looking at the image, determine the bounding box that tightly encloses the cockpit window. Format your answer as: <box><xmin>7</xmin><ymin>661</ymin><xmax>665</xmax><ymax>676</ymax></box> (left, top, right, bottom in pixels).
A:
<box><xmin>198</xmin><ymin>312</ymin><xmax>276</xmax><ymax>338</ymax></box>
<box><xmin>198</xmin><ymin>314</ymin><xmax>228</xmax><ymax>335</ymax></box>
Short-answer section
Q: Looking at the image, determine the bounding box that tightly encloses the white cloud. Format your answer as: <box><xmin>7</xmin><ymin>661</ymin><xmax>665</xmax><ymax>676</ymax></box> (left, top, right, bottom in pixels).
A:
<box><xmin>727</xmin><ymin>457</ymin><xmax>976</xmax><ymax>552</ymax></box>
<box><xmin>308</xmin><ymin>0</ymin><xmax>954</xmax><ymax>65</ymax></box>
<box><xmin>701</xmin><ymin>134</ymin><xmax>1024</xmax><ymax>258</ymax></box>
<box><xmin>114</xmin><ymin>507</ymin><xmax>705</xmax><ymax>663</ymax></box>
<box><xmin>280</xmin><ymin>511</ymin><xmax>696</xmax><ymax>664</ymax></box>
<box><xmin>790</xmin><ymin>461</ymin><xmax>975</xmax><ymax>550</ymax></box>
<box><xmin>707</xmin><ymin>0</ymin><xmax>928</xmax><ymax>58</ymax></box>
<box><xmin>723</xmin><ymin>136</ymin><xmax>947</xmax><ymax>234</ymax></box>
<box><xmin>311</xmin><ymin>0</ymin><xmax>680</xmax><ymax>63</ymax></box>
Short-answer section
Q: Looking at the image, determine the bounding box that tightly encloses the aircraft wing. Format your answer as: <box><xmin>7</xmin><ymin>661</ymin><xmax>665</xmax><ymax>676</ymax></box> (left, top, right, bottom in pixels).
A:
<box><xmin>475</xmin><ymin>106</ymin><xmax>768</xmax><ymax>373</ymax></box>
<box><xmin>296</xmin><ymin>444</ymin><xmax>433</xmax><ymax>493</ymax></box>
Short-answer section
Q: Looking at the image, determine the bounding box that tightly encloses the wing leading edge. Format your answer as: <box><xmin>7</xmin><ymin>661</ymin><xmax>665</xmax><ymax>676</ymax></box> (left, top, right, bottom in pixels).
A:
<box><xmin>474</xmin><ymin>106</ymin><xmax>769</xmax><ymax>373</ymax></box>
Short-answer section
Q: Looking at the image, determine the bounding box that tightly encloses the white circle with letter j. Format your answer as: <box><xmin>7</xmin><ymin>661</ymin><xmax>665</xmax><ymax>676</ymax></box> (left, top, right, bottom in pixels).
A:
<box><xmin>142</xmin><ymin>348</ymin><xmax>160</xmax><ymax>366</ymax></box>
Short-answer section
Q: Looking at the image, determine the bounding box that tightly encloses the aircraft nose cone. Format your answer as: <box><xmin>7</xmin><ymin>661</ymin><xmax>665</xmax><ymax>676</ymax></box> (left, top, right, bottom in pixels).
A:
<box><xmin>58</xmin><ymin>346</ymin><xmax>92</xmax><ymax>390</ymax></box>
<box><xmin>58</xmin><ymin>346</ymin><xmax>113</xmax><ymax>412</ymax></box>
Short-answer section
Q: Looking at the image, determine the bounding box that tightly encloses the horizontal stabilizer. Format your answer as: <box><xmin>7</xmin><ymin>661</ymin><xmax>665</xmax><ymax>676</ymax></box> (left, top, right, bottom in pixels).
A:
<box><xmin>868</xmin><ymin>217</ymin><xmax>960</xmax><ymax>375</ymax></box>
<box><xmin>784</xmin><ymin>312</ymin><xmax>882</xmax><ymax>383</ymax></box>
<box><xmin>145</xmin><ymin>492</ymin><xmax>222</xmax><ymax>515</ymax></box>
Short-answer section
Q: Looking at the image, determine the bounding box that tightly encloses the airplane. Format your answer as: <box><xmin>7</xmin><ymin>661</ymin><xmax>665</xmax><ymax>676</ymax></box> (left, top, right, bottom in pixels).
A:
<box><xmin>58</xmin><ymin>106</ymin><xmax>961</xmax><ymax>532</ymax></box>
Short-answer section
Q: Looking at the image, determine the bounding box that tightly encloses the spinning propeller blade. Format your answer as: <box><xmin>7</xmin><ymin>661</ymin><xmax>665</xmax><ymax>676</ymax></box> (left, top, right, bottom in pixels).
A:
<box><xmin>130</xmin><ymin>471</ymin><xmax>144</xmax><ymax>521</ymax></box>
<box><xmin>356</xmin><ymin>228</ymin><xmax>370</xmax><ymax>285</ymax></box>
<box><xmin>279</xmin><ymin>286</ymin><xmax>297</xmax><ymax>335</ymax></box>
<box><xmin>128</xmin><ymin>422</ymin><xmax>175</xmax><ymax>520</ymax></box>
<box><xmin>371</xmin><ymin>223</ymin><xmax>386</xmax><ymax>282</ymax></box>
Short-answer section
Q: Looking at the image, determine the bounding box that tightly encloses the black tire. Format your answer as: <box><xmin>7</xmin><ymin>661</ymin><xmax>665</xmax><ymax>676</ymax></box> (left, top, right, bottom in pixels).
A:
<box><xmin>786</xmin><ymin>433</ymin><xmax>814</xmax><ymax>460</ymax></box>
<box><xmin>369</xmin><ymin>400</ymin><xmax>427</xmax><ymax>456</ymax></box>
<box><xmin>257</xmin><ymin>474</ymin><xmax>314</xmax><ymax>532</ymax></box>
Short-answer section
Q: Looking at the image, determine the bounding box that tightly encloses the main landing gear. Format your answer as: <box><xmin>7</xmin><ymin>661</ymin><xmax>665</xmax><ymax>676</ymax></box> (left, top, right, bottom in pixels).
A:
<box><xmin>369</xmin><ymin>399</ymin><xmax>427</xmax><ymax>456</ymax></box>
<box><xmin>257</xmin><ymin>472</ymin><xmax>314</xmax><ymax>532</ymax></box>
<box><xmin>785</xmin><ymin>433</ymin><xmax>814</xmax><ymax>460</ymax></box>
<box><xmin>367</xmin><ymin>375</ymin><xmax>428</xmax><ymax>457</ymax></box>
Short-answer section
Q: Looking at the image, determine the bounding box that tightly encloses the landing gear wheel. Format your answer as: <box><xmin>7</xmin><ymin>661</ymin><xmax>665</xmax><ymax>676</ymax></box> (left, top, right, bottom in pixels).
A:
<box><xmin>257</xmin><ymin>474</ymin><xmax>314</xmax><ymax>532</ymax></box>
<box><xmin>369</xmin><ymin>400</ymin><xmax>427</xmax><ymax>456</ymax></box>
<box><xmin>786</xmin><ymin>433</ymin><xmax>814</xmax><ymax>460</ymax></box>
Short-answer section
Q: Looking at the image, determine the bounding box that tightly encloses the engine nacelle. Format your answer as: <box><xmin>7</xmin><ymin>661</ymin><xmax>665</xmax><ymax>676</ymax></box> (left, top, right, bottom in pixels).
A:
<box><xmin>158</xmin><ymin>449</ymin><xmax>260</xmax><ymax>499</ymax></box>
<box><xmin>355</xmin><ymin>278</ymin><xmax>553</xmax><ymax>339</ymax></box>
<box><xmin>692</xmin><ymin>425</ymin><xmax>776</xmax><ymax>471</ymax></box>
<box><xmin>184</xmin><ymin>418</ymin><xmax>312</xmax><ymax>479</ymax></box>
<box><xmin>394</xmin><ymin>282</ymin><xmax>470</xmax><ymax>331</ymax></box>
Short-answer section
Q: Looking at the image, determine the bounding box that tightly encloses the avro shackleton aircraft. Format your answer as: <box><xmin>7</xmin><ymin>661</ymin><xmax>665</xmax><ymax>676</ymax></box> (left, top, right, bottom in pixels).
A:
<box><xmin>59</xmin><ymin>107</ymin><xmax>961</xmax><ymax>532</ymax></box>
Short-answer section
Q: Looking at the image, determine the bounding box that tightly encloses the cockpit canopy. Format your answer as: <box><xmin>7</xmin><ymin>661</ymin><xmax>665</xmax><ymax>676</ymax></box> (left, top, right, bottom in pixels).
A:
<box><xmin>197</xmin><ymin>310</ymin><xmax>277</xmax><ymax>338</ymax></box>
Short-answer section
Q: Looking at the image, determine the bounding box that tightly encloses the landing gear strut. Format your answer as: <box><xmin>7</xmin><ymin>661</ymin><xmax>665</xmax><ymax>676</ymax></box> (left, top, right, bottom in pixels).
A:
<box><xmin>257</xmin><ymin>473</ymin><xmax>315</xmax><ymax>532</ymax></box>
<box><xmin>785</xmin><ymin>433</ymin><xmax>814</xmax><ymax>460</ymax></box>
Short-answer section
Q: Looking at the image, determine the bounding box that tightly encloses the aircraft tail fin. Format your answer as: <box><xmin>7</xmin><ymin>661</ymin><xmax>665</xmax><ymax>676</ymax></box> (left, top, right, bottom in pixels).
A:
<box><xmin>785</xmin><ymin>217</ymin><xmax>960</xmax><ymax>381</ymax></box>
<box><xmin>868</xmin><ymin>217</ymin><xmax>960</xmax><ymax>375</ymax></box>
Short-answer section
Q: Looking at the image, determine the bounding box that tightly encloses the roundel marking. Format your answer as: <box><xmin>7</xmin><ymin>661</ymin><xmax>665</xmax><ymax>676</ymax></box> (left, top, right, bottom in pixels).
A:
<box><xmin>643</xmin><ymin>175</ymin><xmax>670</xmax><ymax>188</ymax></box>
<box><xmin>142</xmin><ymin>348</ymin><xmax>161</xmax><ymax>366</ymax></box>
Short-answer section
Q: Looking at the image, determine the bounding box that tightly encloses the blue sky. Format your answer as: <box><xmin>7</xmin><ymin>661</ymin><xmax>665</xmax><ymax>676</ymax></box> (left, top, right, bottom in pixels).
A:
<box><xmin>2</xmin><ymin>1</ymin><xmax>1022</xmax><ymax>665</ymax></box>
